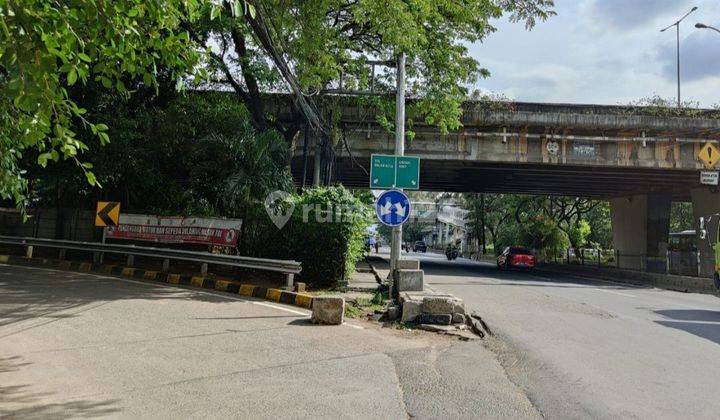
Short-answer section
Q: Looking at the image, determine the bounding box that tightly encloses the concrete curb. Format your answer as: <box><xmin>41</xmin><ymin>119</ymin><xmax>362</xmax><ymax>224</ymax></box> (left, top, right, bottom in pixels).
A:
<box><xmin>0</xmin><ymin>255</ymin><xmax>314</xmax><ymax>310</ymax></box>
<box><xmin>536</xmin><ymin>264</ymin><xmax>720</xmax><ymax>296</ymax></box>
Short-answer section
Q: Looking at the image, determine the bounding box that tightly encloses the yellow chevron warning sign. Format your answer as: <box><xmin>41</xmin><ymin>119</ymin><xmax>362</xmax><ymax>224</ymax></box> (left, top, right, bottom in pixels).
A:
<box><xmin>95</xmin><ymin>201</ymin><xmax>120</xmax><ymax>227</ymax></box>
<box><xmin>698</xmin><ymin>142</ymin><xmax>720</xmax><ymax>168</ymax></box>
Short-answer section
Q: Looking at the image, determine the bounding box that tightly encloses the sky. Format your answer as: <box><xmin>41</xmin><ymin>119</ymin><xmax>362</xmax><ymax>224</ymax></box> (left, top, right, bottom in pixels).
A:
<box><xmin>469</xmin><ymin>0</ymin><xmax>720</xmax><ymax>107</ymax></box>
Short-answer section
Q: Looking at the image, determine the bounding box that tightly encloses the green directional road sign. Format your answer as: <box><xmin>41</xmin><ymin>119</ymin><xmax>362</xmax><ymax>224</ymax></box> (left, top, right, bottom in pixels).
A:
<box><xmin>370</xmin><ymin>154</ymin><xmax>420</xmax><ymax>190</ymax></box>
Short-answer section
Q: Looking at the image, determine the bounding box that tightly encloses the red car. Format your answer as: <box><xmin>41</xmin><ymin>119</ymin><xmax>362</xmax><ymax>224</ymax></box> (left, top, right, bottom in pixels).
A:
<box><xmin>497</xmin><ymin>246</ymin><xmax>536</xmax><ymax>270</ymax></box>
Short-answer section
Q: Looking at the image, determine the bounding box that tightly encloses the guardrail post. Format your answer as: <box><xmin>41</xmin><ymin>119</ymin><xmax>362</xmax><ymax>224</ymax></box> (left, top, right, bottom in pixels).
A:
<box><xmin>25</xmin><ymin>245</ymin><xmax>33</xmax><ymax>259</ymax></box>
<box><xmin>285</xmin><ymin>273</ymin><xmax>294</xmax><ymax>291</ymax></box>
<box><xmin>58</xmin><ymin>249</ymin><xmax>66</xmax><ymax>260</ymax></box>
<box><xmin>200</xmin><ymin>263</ymin><xmax>208</xmax><ymax>276</ymax></box>
<box><xmin>162</xmin><ymin>259</ymin><xmax>170</xmax><ymax>272</ymax></box>
<box><xmin>665</xmin><ymin>249</ymin><xmax>670</xmax><ymax>274</ymax></box>
<box><xmin>126</xmin><ymin>254</ymin><xmax>134</xmax><ymax>267</ymax></box>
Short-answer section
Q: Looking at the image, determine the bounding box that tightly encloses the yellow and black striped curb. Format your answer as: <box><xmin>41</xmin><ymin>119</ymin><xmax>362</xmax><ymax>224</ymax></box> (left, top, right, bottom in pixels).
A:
<box><xmin>0</xmin><ymin>255</ymin><xmax>314</xmax><ymax>309</ymax></box>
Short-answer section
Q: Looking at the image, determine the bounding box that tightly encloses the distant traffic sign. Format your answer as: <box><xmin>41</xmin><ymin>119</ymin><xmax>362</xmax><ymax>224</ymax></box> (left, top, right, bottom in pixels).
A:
<box><xmin>698</xmin><ymin>142</ymin><xmax>720</xmax><ymax>168</ymax></box>
<box><xmin>375</xmin><ymin>190</ymin><xmax>411</xmax><ymax>227</ymax></box>
<box><xmin>95</xmin><ymin>201</ymin><xmax>120</xmax><ymax>227</ymax></box>
<box><xmin>370</xmin><ymin>154</ymin><xmax>420</xmax><ymax>189</ymax></box>
<box><xmin>700</xmin><ymin>171</ymin><xmax>719</xmax><ymax>186</ymax></box>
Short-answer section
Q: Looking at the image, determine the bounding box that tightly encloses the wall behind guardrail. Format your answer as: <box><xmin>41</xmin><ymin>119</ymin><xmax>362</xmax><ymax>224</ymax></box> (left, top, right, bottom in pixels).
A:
<box><xmin>0</xmin><ymin>208</ymin><xmax>96</xmax><ymax>241</ymax></box>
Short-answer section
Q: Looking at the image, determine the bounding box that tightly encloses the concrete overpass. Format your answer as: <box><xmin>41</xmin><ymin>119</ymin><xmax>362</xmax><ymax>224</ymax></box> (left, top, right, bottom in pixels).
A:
<box><xmin>288</xmin><ymin>97</ymin><xmax>720</xmax><ymax>276</ymax></box>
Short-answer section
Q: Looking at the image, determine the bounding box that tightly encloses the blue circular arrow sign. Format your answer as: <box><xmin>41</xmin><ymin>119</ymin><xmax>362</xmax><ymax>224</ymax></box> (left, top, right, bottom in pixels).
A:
<box><xmin>375</xmin><ymin>190</ymin><xmax>411</xmax><ymax>227</ymax></box>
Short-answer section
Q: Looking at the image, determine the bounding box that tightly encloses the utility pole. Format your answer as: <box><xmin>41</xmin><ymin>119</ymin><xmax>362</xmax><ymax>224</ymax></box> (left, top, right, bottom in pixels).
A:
<box><xmin>389</xmin><ymin>52</ymin><xmax>406</xmax><ymax>291</ymax></box>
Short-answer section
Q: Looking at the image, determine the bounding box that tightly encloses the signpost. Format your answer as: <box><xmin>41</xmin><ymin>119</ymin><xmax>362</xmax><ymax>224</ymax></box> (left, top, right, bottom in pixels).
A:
<box><xmin>700</xmin><ymin>171</ymin><xmax>719</xmax><ymax>186</ymax></box>
<box><xmin>698</xmin><ymin>142</ymin><xmax>720</xmax><ymax>168</ymax></box>
<box><xmin>389</xmin><ymin>52</ymin><xmax>406</xmax><ymax>298</ymax></box>
<box><xmin>370</xmin><ymin>154</ymin><xmax>420</xmax><ymax>189</ymax></box>
<box><xmin>375</xmin><ymin>190</ymin><xmax>411</xmax><ymax>227</ymax></box>
<box><xmin>95</xmin><ymin>201</ymin><xmax>120</xmax><ymax>264</ymax></box>
<box><xmin>95</xmin><ymin>201</ymin><xmax>120</xmax><ymax>227</ymax></box>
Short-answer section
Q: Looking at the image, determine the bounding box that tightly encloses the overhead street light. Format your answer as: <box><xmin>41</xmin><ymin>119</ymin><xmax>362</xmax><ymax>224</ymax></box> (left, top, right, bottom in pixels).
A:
<box><xmin>660</xmin><ymin>6</ymin><xmax>698</xmax><ymax>109</ymax></box>
<box><xmin>696</xmin><ymin>22</ymin><xmax>720</xmax><ymax>34</ymax></box>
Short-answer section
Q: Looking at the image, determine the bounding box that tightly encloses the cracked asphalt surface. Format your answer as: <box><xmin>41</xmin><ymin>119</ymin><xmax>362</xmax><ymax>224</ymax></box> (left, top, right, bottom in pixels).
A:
<box><xmin>407</xmin><ymin>250</ymin><xmax>720</xmax><ymax>420</ymax></box>
<box><xmin>0</xmin><ymin>263</ymin><xmax>538</xmax><ymax>419</ymax></box>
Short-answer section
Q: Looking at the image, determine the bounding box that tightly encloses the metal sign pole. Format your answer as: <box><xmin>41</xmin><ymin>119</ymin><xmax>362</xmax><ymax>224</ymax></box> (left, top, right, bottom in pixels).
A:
<box><xmin>390</xmin><ymin>52</ymin><xmax>406</xmax><ymax>297</ymax></box>
<box><xmin>100</xmin><ymin>226</ymin><xmax>107</xmax><ymax>264</ymax></box>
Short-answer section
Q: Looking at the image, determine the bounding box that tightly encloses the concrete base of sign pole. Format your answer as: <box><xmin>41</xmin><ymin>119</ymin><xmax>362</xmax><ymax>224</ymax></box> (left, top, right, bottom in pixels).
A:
<box><xmin>126</xmin><ymin>255</ymin><xmax>134</xmax><ymax>267</ymax></box>
<box><xmin>162</xmin><ymin>259</ymin><xmax>170</xmax><ymax>272</ymax></box>
<box><xmin>200</xmin><ymin>263</ymin><xmax>208</xmax><ymax>276</ymax></box>
<box><xmin>397</xmin><ymin>258</ymin><xmax>420</xmax><ymax>270</ymax></box>
<box><xmin>285</xmin><ymin>273</ymin><xmax>294</xmax><ymax>291</ymax></box>
<box><xmin>396</xmin><ymin>269</ymin><xmax>424</xmax><ymax>292</ymax></box>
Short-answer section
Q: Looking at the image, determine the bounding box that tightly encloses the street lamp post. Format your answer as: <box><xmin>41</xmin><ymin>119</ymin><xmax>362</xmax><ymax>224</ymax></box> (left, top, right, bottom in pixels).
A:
<box><xmin>660</xmin><ymin>6</ymin><xmax>698</xmax><ymax>109</ymax></box>
<box><xmin>696</xmin><ymin>22</ymin><xmax>720</xmax><ymax>34</ymax></box>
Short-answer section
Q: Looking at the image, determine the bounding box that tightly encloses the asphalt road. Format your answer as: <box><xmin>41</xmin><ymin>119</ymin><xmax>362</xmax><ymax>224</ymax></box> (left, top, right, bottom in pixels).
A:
<box><xmin>407</xmin><ymin>250</ymin><xmax>720</xmax><ymax>420</ymax></box>
<box><xmin>0</xmin><ymin>263</ymin><xmax>539</xmax><ymax>419</ymax></box>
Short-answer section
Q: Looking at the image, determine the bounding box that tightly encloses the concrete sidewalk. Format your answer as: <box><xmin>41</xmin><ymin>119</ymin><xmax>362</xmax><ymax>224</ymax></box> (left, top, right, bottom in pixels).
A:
<box><xmin>0</xmin><ymin>263</ymin><xmax>540</xmax><ymax>419</ymax></box>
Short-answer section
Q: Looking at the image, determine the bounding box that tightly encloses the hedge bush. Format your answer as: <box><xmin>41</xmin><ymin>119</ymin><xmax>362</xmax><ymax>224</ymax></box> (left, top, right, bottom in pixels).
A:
<box><xmin>243</xmin><ymin>186</ymin><xmax>371</xmax><ymax>288</ymax></box>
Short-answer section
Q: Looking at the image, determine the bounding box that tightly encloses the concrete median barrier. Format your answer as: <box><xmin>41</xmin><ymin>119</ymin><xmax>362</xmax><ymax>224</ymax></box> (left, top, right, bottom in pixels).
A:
<box><xmin>396</xmin><ymin>259</ymin><xmax>420</xmax><ymax>270</ymax></box>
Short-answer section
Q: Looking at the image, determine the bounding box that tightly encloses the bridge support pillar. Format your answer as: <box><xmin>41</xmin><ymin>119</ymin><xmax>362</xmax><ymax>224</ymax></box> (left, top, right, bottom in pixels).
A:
<box><xmin>610</xmin><ymin>194</ymin><xmax>671</xmax><ymax>272</ymax></box>
<box><xmin>691</xmin><ymin>187</ymin><xmax>720</xmax><ymax>277</ymax></box>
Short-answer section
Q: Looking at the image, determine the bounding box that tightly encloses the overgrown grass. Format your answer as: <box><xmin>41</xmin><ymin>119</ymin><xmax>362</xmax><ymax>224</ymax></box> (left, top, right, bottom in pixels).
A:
<box><xmin>344</xmin><ymin>290</ymin><xmax>388</xmax><ymax>318</ymax></box>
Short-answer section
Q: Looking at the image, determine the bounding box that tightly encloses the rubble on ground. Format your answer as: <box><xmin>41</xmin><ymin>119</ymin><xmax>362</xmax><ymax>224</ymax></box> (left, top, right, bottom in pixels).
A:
<box><xmin>399</xmin><ymin>291</ymin><xmax>466</xmax><ymax>325</ymax></box>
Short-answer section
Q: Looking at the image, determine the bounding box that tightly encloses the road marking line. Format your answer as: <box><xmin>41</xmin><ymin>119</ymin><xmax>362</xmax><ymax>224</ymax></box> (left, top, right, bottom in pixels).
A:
<box><xmin>594</xmin><ymin>288</ymin><xmax>635</xmax><ymax>298</ymax></box>
<box><xmin>252</xmin><ymin>301</ymin><xmax>308</xmax><ymax>316</ymax></box>
<box><xmin>40</xmin><ymin>268</ymin><xmax>312</xmax><ymax>317</ymax></box>
<box><xmin>343</xmin><ymin>322</ymin><xmax>364</xmax><ymax>329</ymax></box>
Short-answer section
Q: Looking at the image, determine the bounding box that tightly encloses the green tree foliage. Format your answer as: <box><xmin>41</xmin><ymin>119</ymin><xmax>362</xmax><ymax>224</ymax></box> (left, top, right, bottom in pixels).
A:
<box><xmin>195</xmin><ymin>0</ymin><xmax>555</xmax><ymax>138</ymax></box>
<box><xmin>463</xmin><ymin>193</ymin><xmax>608</xmax><ymax>255</ymax></box>
<box><xmin>567</xmin><ymin>219</ymin><xmax>591</xmax><ymax>250</ymax></box>
<box><xmin>27</xmin><ymin>92</ymin><xmax>290</xmax><ymax>219</ymax></box>
<box><xmin>244</xmin><ymin>186</ymin><xmax>371</xmax><ymax>286</ymax></box>
<box><xmin>670</xmin><ymin>201</ymin><xmax>694</xmax><ymax>233</ymax></box>
<box><xmin>585</xmin><ymin>201</ymin><xmax>612</xmax><ymax>248</ymax></box>
<box><xmin>0</xmin><ymin>0</ymin><xmax>207</xmax><ymax>206</ymax></box>
<box><xmin>520</xmin><ymin>214</ymin><xmax>569</xmax><ymax>260</ymax></box>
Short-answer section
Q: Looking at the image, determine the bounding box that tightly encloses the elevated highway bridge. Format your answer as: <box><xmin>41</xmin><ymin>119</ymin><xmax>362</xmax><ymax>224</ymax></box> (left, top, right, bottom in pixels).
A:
<box><xmin>291</xmin><ymin>100</ymin><xmax>720</xmax><ymax>200</ymax></box>
<box><xmin>286</xmin><ymin>96</ymin><xmax>720</xmax><ymax>276</ymax></box>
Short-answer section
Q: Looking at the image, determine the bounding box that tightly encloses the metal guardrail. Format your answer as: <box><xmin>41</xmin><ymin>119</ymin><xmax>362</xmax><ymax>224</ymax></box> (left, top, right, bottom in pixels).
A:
<box><xmin>0</xmin><ymin>235</ymin><xmax>301</xmax><ymax>289</ymax></box>
<box><xmin>560</xmin><ymin>247</ymin><xmax>704</xmax><ymax>277</ymax></box>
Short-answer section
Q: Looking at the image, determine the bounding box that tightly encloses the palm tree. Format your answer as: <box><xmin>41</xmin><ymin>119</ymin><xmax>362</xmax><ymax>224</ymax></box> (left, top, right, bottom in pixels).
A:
<box><xmin>210</xmin><ymin>130</ymin><xmax>292</xmax><ymax>254</ymax></box>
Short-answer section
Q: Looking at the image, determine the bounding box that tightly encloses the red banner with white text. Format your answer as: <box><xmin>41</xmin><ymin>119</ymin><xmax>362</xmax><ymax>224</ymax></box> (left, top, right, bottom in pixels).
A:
<box><xmin>105</xmin><ymin>214</ymin><xmax>242</xmax><ymax>247</ymax></box>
